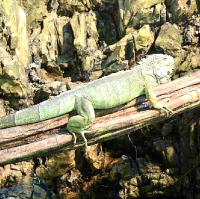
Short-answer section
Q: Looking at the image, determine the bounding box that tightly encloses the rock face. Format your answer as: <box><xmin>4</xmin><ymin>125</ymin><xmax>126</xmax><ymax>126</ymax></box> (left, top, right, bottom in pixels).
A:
<box><xmin>166</xmin><ymin>0</ymin><xmax>197</xmax><ymax>24</ymax></box>
<box><xmin>0</xmin><ymin>0</ymin><xmax>29</xmax><ymax>110</ymax></box>
<box><xmin>21</xmin><ymin>0</ymin><xmax>48</xmax><ymax>29</ymax></box>
<box><xmin>70</xmin><ymin>11</ymin><xmax>104</xmax><ymax>80</ymax></box>
<box><xmin>1</xmin><ymin>0</ymin><xmax>200</xmax><ymax>198</ymax></box>
<box><xmin>0</xmin><ymin>0</ymin><xmax>29</xmax><ymax>68</ymax></box>
<box><xmin>103</xmin><ymin>24</ymin><xmax>154</xmax><ymax>73</ymax></box>
<box><xmin>155</xmin><ymin>22</ymin><xmax>182</xmax><ymax>52</ymax></box>
<box><xmin>110</xmin><ymin>156</ymin><xmax>176</xmax><ymax>198</ymax></box>
<box><xmin>0</xmin><ymin>43</ymin><xmax>28</xmax><ymax>99</ymax></box>
<box><xmin>118</xmin><ymin>0</ymin><xmax>165</xmax><ymax>35</ymax></box>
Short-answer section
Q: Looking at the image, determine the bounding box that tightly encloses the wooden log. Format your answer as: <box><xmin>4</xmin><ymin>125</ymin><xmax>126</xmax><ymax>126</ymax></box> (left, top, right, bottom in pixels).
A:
<box><xmin>0</xmin><ymin>71</ymin><xmax>200</xmax><ymax>165</ymax></box>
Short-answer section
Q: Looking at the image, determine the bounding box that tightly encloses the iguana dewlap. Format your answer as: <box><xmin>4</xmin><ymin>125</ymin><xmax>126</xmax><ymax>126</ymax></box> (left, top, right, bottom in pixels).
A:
<box><xmin>0</xmin><ymin>54</ymin><xmax>174</xmax><ymax>150</ymax></box>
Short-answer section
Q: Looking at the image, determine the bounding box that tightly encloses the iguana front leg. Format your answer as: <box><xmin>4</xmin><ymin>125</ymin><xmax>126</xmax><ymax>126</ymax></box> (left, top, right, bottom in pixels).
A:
<box><xmin>67</xmin><ymin>96</ymin><xmax>95</xmax><ymax>151</ymax></box>
<box><xmin>144</xmin><ymin>83</ymin><xmax>173</xmax><ymax>116</ymax></box>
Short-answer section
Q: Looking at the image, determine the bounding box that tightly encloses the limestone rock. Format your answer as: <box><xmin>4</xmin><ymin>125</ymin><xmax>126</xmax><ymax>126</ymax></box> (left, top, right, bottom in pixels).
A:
<box><xmin>155</xmin><ymin>22</ymin><xmax>182</xmax><ymax>53</ymax></box>
<box><xmin>116</xmin><ymin>156</ymin><xmax>177</xmax><ymax>198</ymax></box>
<box><xmin>131</xmin><ymin>3</ymin><xmax>166</xmax><ymax>28</ymax></box>
<box><xmin>103</xmin><ymin>33</ymin><xmax>134</xmax><ymax>67</ymax></box>
<box><xmin>75</xmin><ymin>144</ymin><xmax>105</xmax><ymax>172</ymax></box>
<box><xmin>43</xmin><ymin>62</ymin><xmax>63</xmax><ymax>76</ymax></box>
<box><xmin>40</xmin><ymin>14</ymin><xmax>69</xmax><ymax>64</ymax></box>
<box><xmin>119</xmin><ymin>180</ymin><xmax>140</xmax><ymax>198</ymax></box>
<box><xmin>58</xmin><ymin>0</ymin><xmax>88</xmax><ymax>15</ymax></box>
<box><xmin>166</xmin><ymin>0</ymin><xmax>197</xmax><ymax>24</ymax></box>
<box><xmin>184</xmin><ymin>25</ymin><xmax>199</xmax><ymax>44</ymax></box>
<box><xmin>30</xmin><ymin>13</ymin><xmax>75</xmax><ymax>78</ymax></box>
<box><xmin>103</xmin><ymin>60</ymin><xmax>129</xmax><ymax>75</ymax></box>
<box><xmin>109</xmin><ymin>156</ymin><xmax>136</xmax><ymax>182</ymax></box>
<box><xmin>134</xmin><ymin>25</ymin><xmax>154</xmax><ymax>54</ymax></box>
<box><xmin>0</xmin><ymin>161</ymin><xmax>34</xmax><ymax>188</ymax></box>
<box><xmin>0</xmin><ymin>0</ymin><xmax>29</xmax><ymax>100</ymax></box>
<box><xmin>196</xmin><ymin>167</ymin><xmax>200</xmax><ymax>184</ymax></box>
<box><xmin>0</xmin><ymin>45</ymin><xmax>29</xmax><ymax>98</ymax></box>
<box><xmin>0</xmin><ymin>160</ymin><xmax>57</xmax><ymax>198</ymax></box>
<box><xmin>21</xmin><ymin>0</ymin><xmax>48</xmax><ymax>29</ymax></box>
<box><xmin>34</xmin><ymin>81</ymin><xmax>67</xmax><ymax>103</ymax></box>
<box><xmin>70</xmin><ymin>11</ymin><xmax>104</xmax><ymax>80</ymax></box>
<box><xmin>179</xmin><ymin>48</ymin><xmax>200</xmax><ymax>72</ymax></box>
<box><xmin>104</xmin><ymin>25</ymin><xmax>154</xmax><ymax>69</ymax></box>
<box><xmin>67</xmin><ymin>81</ymin><xmax>86</xmax><ymax>90</ymax></box>
<box><xmin>89</xmin><ymin>70</ymin><xmax>103</xmax><ymax>81</ymax></box>
<box><xmin>0</xmin><ymin>176</ymin><xmax>56</xmax><ymax>199</ymax></box>
<box><xmin>0</xmin><ymin>183</ymin><xmax>33</xmax><ymax>199</ymax></box>
<box><xmin>71</xmin><ymin>11</ymin><xmax>99</xmax><ymax>52</ymax></box>
<box><xmin>0</xmin><ymin>0</ymin><xmax>29</xmax><ymax>68</ymax></box>
<box><xmin>56</xmin><ymin>17</ymin><xmax>76</xmax><ymax>68</ymax></box>
<box><xmin>183</xmin><ymin>15</ymin><xmax>200</xmax><ymax>45</ymax></box>
<box><xmin>0</xmin><ymin>100</ymin><xmax>6</xmax><ymax>118</ymax></box>
<box><xmin>58</xmin><ymin>0</ymin><xmax>117</xmax><ymax>15</ymax></box>
<box><xmin>118</xmin><ymin>0</ymin><xmax>165</xmax><ymax>35</ymax></box>
<box><xmin>36</xmin><ymin>150</ymin><xmax>76</xmax><ymax>179</ymax></box>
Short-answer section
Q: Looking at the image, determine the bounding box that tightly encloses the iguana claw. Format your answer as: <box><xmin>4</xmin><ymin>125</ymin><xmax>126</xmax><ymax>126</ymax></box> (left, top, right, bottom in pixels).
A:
<box><xmin>69</xmin><ymin>130</ymin><xmax>88</xmax><ymax>155</ymax></box>
<box><xmin>162</xmin><ymin>106</ymin><xmax>174</xmax><ymax>117</ymax></box>
<box><xmin>71</xmin><ymin>132</ymin><xmax>77</xmax><ymax>144</ymax></box>
<box><xmin>79</xmin><ymin>130</ymin><xmax>88</xmax><ymax>149</ymax></box>
<box><xmin>160</xmin><ymin>98</ymin><xmax>173</xmax><ymax>116</ymax></box>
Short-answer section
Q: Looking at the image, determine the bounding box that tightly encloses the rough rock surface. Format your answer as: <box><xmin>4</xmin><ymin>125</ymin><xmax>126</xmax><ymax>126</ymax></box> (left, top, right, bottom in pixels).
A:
<box><xmin>155</xmin><ymin>22</ymin><xmax>182</xmax><ymax>52</ymax></box>
<box><xmin>70</xmin><ymin>11</ymin><xmax>104</xmax><ymax>80</ymax></box>
<box><xmin>0</xmin><ymin>0</ymin><xmax>29</xmax><ymax>68</ymax></box>
<box><xmin>0</xmin><ymin>0</ymin><xmax>29</xmax><ymax>106</ymax></box>
<box><xmin>110</xmin><ymin>156</ymin><xmax>176</xmax><ymax>198</ymax></box>
<box><xmin>166</xmin><ymin>0</ymin><xmax>197</xmax><ymax>24</ymax></box>
<box><xmin>118</xmin><ymin>0</ymin><xmax>165</xmax><ymax>35</ymax></box>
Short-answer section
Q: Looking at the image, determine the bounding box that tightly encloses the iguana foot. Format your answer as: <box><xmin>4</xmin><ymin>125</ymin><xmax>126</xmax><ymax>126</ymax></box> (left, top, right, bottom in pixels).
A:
<box><xmin>161</xmin><ymin>106</ymin><xmax>174</xmax><ymax>117</ymax></box>
<box><xmin>67</xmin><ymin>126</ymin><xmax>88</xmax><ymax>155</ymax></box>
<box><xmin>79</xmin><ymin>130</ymin><xmax>88</xmax><ymax>152</ymax></box>
<box><xmin>159</xmin><ymin>99</ymin><xmax>173</xmax><ymax>116</ymax></box>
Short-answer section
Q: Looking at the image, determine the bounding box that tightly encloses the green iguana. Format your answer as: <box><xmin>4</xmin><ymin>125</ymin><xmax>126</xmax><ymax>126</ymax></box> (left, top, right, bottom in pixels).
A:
<box><xmin>0</xmin><ymin>54</ymin><xmax>174</xmax><ymax>150</ymax></box>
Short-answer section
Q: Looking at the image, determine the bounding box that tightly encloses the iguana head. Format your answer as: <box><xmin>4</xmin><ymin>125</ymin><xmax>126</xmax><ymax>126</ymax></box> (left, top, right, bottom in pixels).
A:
<box><xmin>139</xmin><ymin>54</ymin><xmax>174</xmax><ymax>84</ymax></box>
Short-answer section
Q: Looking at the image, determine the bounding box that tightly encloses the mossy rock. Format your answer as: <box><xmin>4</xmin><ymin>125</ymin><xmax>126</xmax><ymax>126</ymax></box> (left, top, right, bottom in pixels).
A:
<box><xmin>155</xmin><ymin>22</ymin><xmax>182</xmax><ymax>52</ymax></box>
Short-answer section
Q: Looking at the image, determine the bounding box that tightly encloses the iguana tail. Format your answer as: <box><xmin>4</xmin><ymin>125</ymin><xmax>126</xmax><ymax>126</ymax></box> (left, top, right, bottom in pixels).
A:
<box><xmin>0</xmin><ymin>93</ymin><xmax>76</xmax><ymax>129</ymax></box>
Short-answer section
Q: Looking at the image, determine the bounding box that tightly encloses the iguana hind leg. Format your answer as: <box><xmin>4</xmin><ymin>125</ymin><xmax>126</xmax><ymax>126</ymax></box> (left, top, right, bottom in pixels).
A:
<box><xmin>67</xmin><ymin>96</ymin><xmax>95</xmax><ymax>151</ymax></box>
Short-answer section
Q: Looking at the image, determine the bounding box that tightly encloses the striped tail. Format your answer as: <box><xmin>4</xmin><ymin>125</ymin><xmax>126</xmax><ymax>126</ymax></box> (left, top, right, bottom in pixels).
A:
<box><xmin>0</xmin><ymin>93</ymin><xmax>76</xmax><ymax>129</ymax></box>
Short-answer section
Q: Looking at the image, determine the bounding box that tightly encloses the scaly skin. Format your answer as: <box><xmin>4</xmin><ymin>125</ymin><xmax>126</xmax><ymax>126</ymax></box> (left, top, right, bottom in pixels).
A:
<box><xmin>0</xmin><ymin>54</ymin><xmax>174</xmax><ymax>151</ymax></box>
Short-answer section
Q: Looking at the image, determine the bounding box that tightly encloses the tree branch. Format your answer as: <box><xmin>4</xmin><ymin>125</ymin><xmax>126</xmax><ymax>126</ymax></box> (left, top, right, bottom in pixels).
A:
<box><xmin>0</xmin><ymin>71</ymin><xmax>200</xmax><ymax>165</ymax></box>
